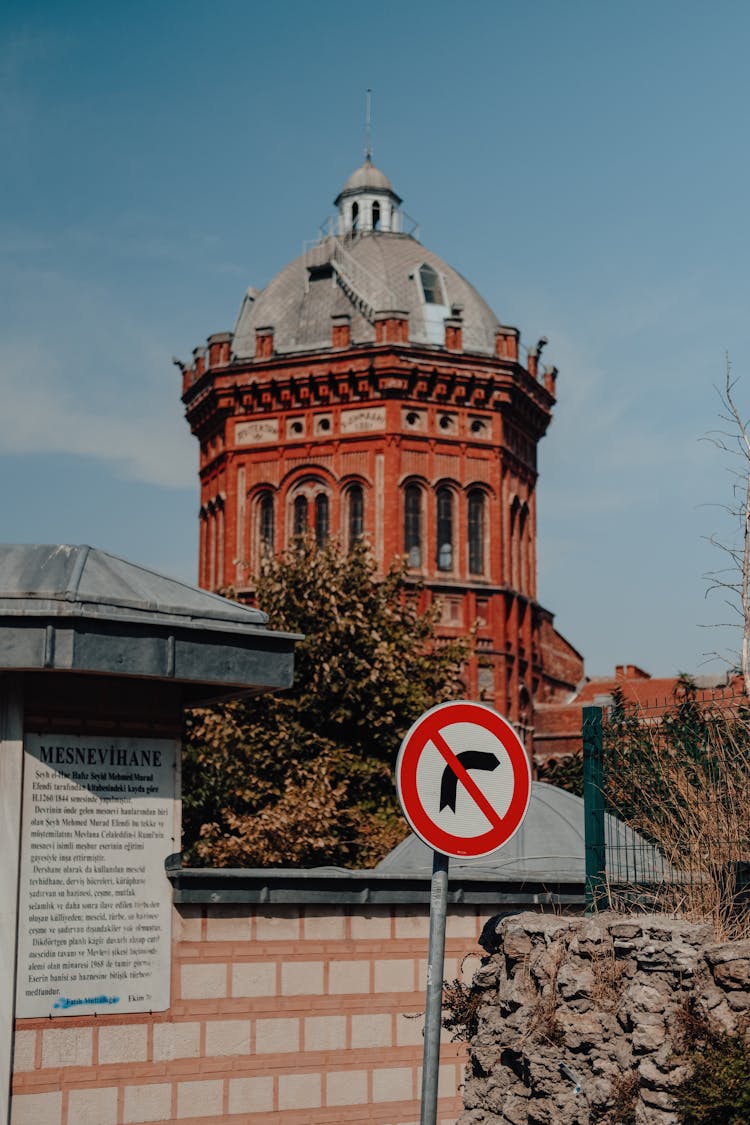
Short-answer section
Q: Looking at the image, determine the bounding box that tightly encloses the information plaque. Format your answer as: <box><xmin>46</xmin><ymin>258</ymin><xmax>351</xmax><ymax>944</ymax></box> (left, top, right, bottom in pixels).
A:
<box><xmin>16</xmin><ymin>734</ymin><xmax>178</xmax><ymax>1018</ymax></box>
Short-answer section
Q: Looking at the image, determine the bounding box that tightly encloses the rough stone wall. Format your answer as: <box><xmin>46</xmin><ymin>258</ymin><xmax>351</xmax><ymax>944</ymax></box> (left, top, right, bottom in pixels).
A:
<box><xmin>460</xmin><ymin>912</ymin><xmax>750</xmax><ymax>1125</ymax></box>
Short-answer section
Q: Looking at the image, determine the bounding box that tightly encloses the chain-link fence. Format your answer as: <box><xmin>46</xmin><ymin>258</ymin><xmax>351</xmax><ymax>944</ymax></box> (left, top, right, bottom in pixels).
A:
<box><xmin>583</xmin><ymin>686</ymin><xmax>750</xmax><ymax>937</ymax></box>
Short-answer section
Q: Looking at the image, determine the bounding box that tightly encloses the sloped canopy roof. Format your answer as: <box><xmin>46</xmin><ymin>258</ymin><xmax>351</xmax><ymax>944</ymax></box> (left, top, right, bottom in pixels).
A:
<box><xmin>0</xmin><ymin>544</ymin><xmax>298</xmax><ymax>697</ymax></box>
<box><xmin>0</xmin><ymin>543</ymin><xmax>268</xmax><ymax>632</ymax></box>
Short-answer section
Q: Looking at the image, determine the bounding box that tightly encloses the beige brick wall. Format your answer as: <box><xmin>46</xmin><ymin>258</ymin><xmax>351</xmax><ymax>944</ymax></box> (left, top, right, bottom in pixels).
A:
<box><xmin>11</xmin><ymin>902</ymin><xmax>483</xmax><ymax>1123</ymax></box>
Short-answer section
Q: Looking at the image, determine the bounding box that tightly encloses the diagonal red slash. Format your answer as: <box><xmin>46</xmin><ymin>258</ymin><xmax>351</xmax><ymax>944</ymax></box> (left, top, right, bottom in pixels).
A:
<box><xmin>430</xmin><ymin>728</ymin><xmax>504</xmax><ymax>831</ymax></box>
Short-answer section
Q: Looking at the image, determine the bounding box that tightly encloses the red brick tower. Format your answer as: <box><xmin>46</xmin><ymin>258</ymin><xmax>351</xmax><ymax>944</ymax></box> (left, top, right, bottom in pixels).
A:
<box><xmin>180</xmin><ymin>158</ymin><xmax>583</xmax><ymax>751</ymax></box>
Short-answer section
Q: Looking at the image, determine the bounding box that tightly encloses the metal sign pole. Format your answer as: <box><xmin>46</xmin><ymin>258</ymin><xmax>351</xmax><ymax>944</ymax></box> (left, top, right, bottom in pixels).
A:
<box><xmin>420</xmin><ymin>850</ymin><xmax>449</xmax><ymax>1125</ymax></box>
<box><xmin>396</xmin><ymin>702</ymin><xmax>531</xmax><ymax>1124</ymax></box>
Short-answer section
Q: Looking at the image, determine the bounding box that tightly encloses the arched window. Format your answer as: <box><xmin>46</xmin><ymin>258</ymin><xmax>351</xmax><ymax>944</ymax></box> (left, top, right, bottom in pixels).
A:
<box><xmin>348</xmin><ymin>485</ymin><xmax>364</xmax><ymax>548</ymax></box>
<box><xmin>419</xmin><ymin>263</ymin><xmax>443</xmax><ymax>305</ymax></box>
<box><xmin>351</xmin><ymin>201</ymin><xmax>359</xmax><ymax>232</ymax></box>
<box><xmin>372</xmin><ymin>201</ymin><xmax>381</xmax><ymax>230</ymax></box>
<box><xmin>404</xmin><ymin>484</ymin><xmax>422</xmax><ymax>567</ymax></box>
<box><xmin>259</xmin><ymin>492</ymin><xmax>275</xmax><ymax>553</ymax></box>
<box><xmin>468</xmin><ymin>491</ymin><xmax>485</xmax><ymax>575</ymax></box>
<box><xmin>315</xmin><ymin>493</ymin><xmax>329</xmax><ymax>548</ymax></box>
<box><xmin>293</xmin><ymin>494</ymin><xmax>308</xmax><ymax>538</ymax></box>
<box><xmin>436</xmin><ymin>487</ymin><xmax>453</xmax><ymax>571</ymax></box>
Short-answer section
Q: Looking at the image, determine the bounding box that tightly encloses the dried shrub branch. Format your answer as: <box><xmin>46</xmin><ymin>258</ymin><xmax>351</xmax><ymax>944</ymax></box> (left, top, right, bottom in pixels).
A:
<box><xmin>603</xmin><ymin>683</ymin><xmax>750</xmax><ymax>938</ymax></box>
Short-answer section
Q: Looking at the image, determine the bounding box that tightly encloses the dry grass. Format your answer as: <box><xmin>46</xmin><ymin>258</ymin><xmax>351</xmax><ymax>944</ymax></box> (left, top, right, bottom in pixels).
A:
<box><xmin>604</xmin><ymin>700</ymin><xmax>750</xmax><ymax>940</ymax></box>
<box><xmin>590</xmin><ymin>941</ymin><xmax>627</xmax><ymax>1009</ymax></box>
<box><xmin>524</xmin><ymin>944</ymin><xmax>565</xmax><ymax>1047</ymax></box>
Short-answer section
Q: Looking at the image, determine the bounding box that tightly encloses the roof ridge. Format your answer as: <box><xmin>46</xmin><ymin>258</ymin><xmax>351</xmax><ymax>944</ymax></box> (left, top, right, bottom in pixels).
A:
<box><xmin>65</xmin><ymin>544</ymin><xmax>91</xmax><ymax>601</ymax></box>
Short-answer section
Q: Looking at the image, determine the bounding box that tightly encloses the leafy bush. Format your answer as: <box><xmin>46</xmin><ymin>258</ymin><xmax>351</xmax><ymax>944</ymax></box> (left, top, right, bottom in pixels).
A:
<box><xmin>674</xmin><ymin>1031</ymin><xmax>750</xmax><ymax>1123</ymax></box>
<box><xmin>537</xmin><ymin>751</ymin><xmax>583</xmax><ymax>796</ymax></box>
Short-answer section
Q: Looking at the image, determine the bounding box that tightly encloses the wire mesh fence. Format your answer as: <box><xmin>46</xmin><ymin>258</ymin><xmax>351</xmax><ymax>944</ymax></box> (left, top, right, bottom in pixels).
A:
<box><xmin>583</xmin><ymin>684</ymin><xmax>750</xmax><ymax>938</ymax></box>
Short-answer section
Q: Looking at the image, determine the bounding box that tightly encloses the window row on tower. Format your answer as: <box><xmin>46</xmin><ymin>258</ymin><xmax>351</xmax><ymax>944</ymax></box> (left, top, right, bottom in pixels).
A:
<box><xmin>250</xmin><ymin>479</ymin><xmax>493</xmax><ymax>579</ymax></box>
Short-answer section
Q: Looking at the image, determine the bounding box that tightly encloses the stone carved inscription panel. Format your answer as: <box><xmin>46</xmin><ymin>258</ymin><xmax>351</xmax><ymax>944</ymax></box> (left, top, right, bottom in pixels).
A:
<box><xmin>235</xmin><ymin>419</ymin><xmax>279</xmax><ymax>445</ymax></box>
<box><xmin>16</xmin><ymin>734</ymin><xmax>177</xmax><ymax>1018</ymax></box>
<box><xmin>341</xmin><ymin>407</ymin><xmax>386</xmax><ymax>434</ymax></box>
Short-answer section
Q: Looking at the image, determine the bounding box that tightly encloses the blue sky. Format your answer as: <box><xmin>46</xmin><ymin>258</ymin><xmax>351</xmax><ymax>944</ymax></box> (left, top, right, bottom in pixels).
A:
<box><xmin>3</xmin><ymin>0</ymin><xmax>750</xmax><ymax>679</ymax></box>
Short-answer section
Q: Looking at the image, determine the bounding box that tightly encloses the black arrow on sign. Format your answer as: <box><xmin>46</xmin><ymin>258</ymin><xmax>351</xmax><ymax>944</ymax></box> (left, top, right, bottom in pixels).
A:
<box><xmin>439</xmin><ymin>751</ymin><xmax>499</xmax><ymax>812</ymax></box>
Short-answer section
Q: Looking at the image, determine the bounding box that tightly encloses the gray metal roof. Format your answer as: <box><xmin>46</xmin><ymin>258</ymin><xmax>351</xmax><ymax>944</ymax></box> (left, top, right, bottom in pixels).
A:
<box><xmin>233</xmin><ymin>232</ymin><xmax>501</xmax><ymax>359</ymax></box>
<box><xmin>167</xmin><ymin>861</ymin><xmax>584</xmax><ymax>909</ymax></box>
<box><xmin>376</xmin><ymin>782</ymin><xmax>671</xmax><ymax>884</ymax></box>
<box><xmin>168</xmin><ymin>783</ymin><xmax>666</xmax><ymax>906</ymax></box>
<box><xmin>0</xmin><ymin>544</ymin><xmax>267</xmax><ymax>632</ymax></box>
<box><xmin>0</xmin><ymin>544</ymin><xmax>298</xmax><ymax>695</ymax></box>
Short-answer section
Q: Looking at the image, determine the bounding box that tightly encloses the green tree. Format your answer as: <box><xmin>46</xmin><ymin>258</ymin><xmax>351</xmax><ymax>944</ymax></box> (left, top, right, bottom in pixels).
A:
<box><xmin>182</xmin><ymin>539</ymin><xmax>470</xmax><ymax>868</ymax></box>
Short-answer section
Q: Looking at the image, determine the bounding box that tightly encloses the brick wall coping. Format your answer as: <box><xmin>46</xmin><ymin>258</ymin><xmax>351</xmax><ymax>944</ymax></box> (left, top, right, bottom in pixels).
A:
<box><xmin>167</xmin><ymin>862</ymin><xmax>585</xmax><ymax>907</ymax></box>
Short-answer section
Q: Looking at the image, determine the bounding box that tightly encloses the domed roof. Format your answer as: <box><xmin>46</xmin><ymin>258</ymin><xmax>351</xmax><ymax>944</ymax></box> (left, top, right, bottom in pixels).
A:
<box><xmin>233</xmin><ymin>231</ymin><xmax>501</xmax><ymax>358</ymax></box>
<box><xmin>335</xmin><ymin>156</ymin><xmax>400</xmax><ymax>202</ymax></box>
<box><xmin>375</xmin><ymin>782</ymin><xmax>673</xmax><ymax>883</ymax></box>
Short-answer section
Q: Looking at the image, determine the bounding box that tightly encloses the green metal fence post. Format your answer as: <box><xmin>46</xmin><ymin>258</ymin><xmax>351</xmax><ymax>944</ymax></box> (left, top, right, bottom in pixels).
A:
<box><xmin>583</xmin><ymin>705</ymin><xmax>606</xmax><ymax>913</ymax></box>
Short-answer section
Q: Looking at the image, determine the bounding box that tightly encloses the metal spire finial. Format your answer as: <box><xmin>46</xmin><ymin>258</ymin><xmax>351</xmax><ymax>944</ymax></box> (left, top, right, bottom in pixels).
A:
<box><xmin>365</xmin><ymin>89</ymin><xmax>372</xmax><ymax>161</ymax></box>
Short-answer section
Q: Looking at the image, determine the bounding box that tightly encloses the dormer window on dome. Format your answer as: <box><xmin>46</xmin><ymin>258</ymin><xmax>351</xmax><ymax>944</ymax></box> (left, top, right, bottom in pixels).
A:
<box><xmin>416</xmin><ymin>262</ymin><xmax>450</xmax><ymax>345</ymax></box>
<box><xmin>419</xmin><ymin>264</ymin><xmax>444</xmax><ymax>305</ymax></box>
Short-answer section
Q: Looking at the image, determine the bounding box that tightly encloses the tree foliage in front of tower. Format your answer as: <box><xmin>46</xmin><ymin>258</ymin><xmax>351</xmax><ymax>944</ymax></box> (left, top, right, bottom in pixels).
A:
<box><xmin>182</xmin><ymin>539</ymin><xmax>470</xmax><ymax>868</ymax></box>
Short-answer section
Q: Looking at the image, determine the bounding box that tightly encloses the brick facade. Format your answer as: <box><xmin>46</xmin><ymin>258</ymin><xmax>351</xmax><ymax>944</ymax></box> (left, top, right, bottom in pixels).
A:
<box><xmin>534</xmin><ymin>665</ymin><xmax>747</xmax><ymax>761</ymax></box>
<box><xmin>12</xmin><ymin>903</ymin><xmax>490</xmax><ymax>1124</ymax></box>
<box><xmin>180</xmin><ymin>159</ymin><xmax>584</xmax><ymax>750</ymax></box>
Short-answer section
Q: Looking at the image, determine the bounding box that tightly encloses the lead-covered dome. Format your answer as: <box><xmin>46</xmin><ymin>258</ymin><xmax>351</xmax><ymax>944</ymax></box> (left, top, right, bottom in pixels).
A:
<box><xmin>233</xmin><ymin>159</ymin><xmax>500</xmax><ymax>358</ymax></box>
<box><xmin>233</xmin><ymin>235</ymin><xmax>500</xmax><ymax>357</ymax></box>
<box><xmin>334</xmin><ymin>156</ymin><xmax>401</xmax><ymax>204</ymax></box>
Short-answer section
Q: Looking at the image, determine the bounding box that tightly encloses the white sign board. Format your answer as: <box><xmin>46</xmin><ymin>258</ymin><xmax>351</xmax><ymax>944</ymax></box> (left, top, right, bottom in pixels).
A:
<box><xmin>16</xmin><ymin>734</ymin><xmax>178</xmax><ymax>1018</ymax></box>
<box><xmin>395</xmin><ymin>700</ymin><xmax>531</xmax><ymax>859</ymax></box>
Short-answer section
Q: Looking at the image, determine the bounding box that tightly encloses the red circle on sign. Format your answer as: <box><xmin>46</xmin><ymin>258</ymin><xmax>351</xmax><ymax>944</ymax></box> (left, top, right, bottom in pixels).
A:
<box><xmin>395</xmin><ymin>700</ymin><xmax>531</xmax><ymax>858</ymax></box>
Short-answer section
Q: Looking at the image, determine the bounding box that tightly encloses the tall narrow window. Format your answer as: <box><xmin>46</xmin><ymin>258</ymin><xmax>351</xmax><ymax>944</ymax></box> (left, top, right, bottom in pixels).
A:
<box><xmin>404</xmin><ymin>484</ymin><xmax>422</xmax><ymax>567</ymax></box>
<box><xmin>419</xmin><ymin>263</ymin><xmax>443</xmax><ymax>305</ymax></box>
<box><xmin>259</xmin><ymin>493</ymin><xmax>275</xmax><ymax>553</ymax></box>
<box><xmin>468</xmin><ymin>491</ymin><xmax>485</xmax><ymax>575</ymax></box>
<box><xmin>519</xmin><ymin>504</ymin><xmax>529</xmax><ymax>593</ymax></box>
<box><xmin>315</xmin><ymin>493</ymin><xmax>329</xmax><ymax>547</ymax></box>
<box><xmin>293</xmin><ymin>494</ymin><xmax>308</xmax><ymax>538</ymax></box>
<box><xmin>436</xmin><ymin>487</ymin><xmax>453</xmax><ymax>571</ymax></box>
<box><xmin>351</xmin><ymin>201</ymin><xmax>359</xmax><ymax>232</ymax></box>
<box><xmin>348</xmin><ymin>485</ymin><xmax>364</xmax><ymax>548</ymax></box>
<box><xmin>510</xmin><ymin>498</ymin><xmax>520</xmax><ymax>588</ymax></box>
<box><xmin>372</xmin><ymin>201</ymin><xmax>381</xmax><ymax>230</ymax></box>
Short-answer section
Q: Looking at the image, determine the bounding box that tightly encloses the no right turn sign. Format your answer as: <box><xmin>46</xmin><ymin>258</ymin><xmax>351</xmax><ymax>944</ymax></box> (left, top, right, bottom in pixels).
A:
<box><xmin>395</xmin><ymin>700</ymin><xmax>531</xmax><ymax>859</ymax></box>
